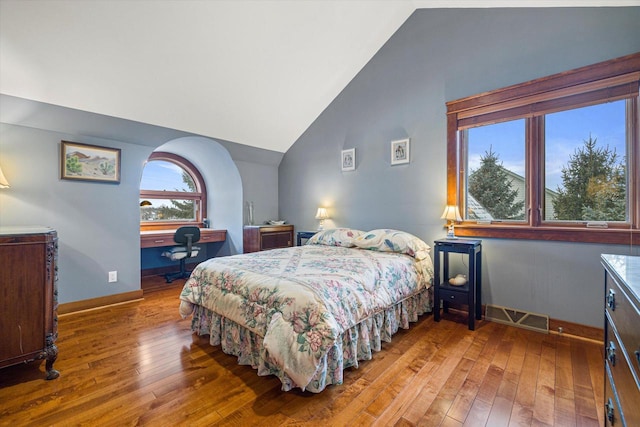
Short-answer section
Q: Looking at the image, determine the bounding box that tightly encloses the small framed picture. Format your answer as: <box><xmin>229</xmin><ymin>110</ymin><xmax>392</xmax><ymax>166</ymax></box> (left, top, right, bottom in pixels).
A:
<box><xmin>391</xmin><ymin>138</ymin><xmax>410</xmax><ymax>165</ymax></box>
<box><xmin>61</xmin><ymin>141</ymin><xmax>121</xmax><ymax>183</ymax></box>
<box><xmin>341</xmin><ymin>148</ymin><xmax>355</xmax><ymax>172</ymax></box>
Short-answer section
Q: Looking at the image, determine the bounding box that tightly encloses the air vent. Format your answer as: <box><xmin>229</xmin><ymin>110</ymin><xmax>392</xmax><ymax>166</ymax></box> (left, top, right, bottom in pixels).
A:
<box><xmin>485</xmin><ymin>304</ymin><xmax>549</xmax><ymax>334</ymax></box>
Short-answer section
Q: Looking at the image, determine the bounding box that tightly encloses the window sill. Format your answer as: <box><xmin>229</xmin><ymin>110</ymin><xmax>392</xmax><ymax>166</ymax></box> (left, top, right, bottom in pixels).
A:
<box><xmin>453</xmin><ymin>223</ymin><xmax>638</xmax><ymax>245</ymax></box>
<box><xmin>140</xmin><ymin>221</ymin><xmax>202</xmax><ymax>232</ymax></box>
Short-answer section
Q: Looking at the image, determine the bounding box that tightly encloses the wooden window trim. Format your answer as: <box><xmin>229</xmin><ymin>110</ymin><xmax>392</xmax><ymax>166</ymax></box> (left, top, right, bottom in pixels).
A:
<box><xmin>446</xmin><ymin>53</ymin><xmax>640</xmax><ymax>245</ymax></box>
<box><xmin>140</xmin><ymin>152</ymin><xmax>208</xmax><ymax>231</ymax></box>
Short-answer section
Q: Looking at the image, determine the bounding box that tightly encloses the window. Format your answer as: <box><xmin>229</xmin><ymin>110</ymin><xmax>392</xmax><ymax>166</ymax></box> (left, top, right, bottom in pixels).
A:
<box><xmin>139</xmin><ymin>152</ymin><xmax>207</xmax><ymax>230</ymax></box>
<box><xmin>465</xmin><ymin>119</ymin><xmax>526</xmax><ymax>222</ymax></box>
<box><xmin>446</xmin><ymin>53</ymin><xmax>639</xmax><ymax>244</ymax></box>
<box><xmin>544</xmin><ymin>101</ymin><xmax>627</xmax><ymax>223</ymax></box>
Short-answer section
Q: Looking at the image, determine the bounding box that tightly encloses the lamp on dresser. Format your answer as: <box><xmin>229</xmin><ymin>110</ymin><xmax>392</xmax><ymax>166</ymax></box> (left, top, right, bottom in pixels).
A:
<box><xmin>0</xmin><ymin>165</ymin><xmax>10</xmax><ymax>188</ymax></box>
<box><xmin>315</xmin><ymin>207</ymin><xmax>329</xmax><ymax>230</ymax></box>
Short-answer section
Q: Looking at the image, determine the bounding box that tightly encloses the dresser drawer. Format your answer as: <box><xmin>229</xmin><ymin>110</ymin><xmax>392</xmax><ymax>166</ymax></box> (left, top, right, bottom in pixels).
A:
<box><xmin>605</xmin><ymin>316</ymin><xmax>640</xmax><ymax>427</ymax></box>
<box><xmin>261</xmin><ymin>231</ymin><xmax>292</xmax><ymax>250</ymax></box>
<box><xmin>439</xmin><ymin>288</ymin><xmax>469</xmax><ymax>305</ymax></box>
<box><xmin>606</xmin><ymin>271</ymin><xmax>640</xmax><ymax>382</ymax></box>
<box><xmin>605</xmin><ymin>364</ymin><xmax>624</xmax><ymax>427</ymax></box>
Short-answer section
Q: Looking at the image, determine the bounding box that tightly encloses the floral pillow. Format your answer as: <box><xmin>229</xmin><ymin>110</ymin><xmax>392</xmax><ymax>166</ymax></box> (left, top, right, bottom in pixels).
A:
<box><xmin>353</xmin><ymin>229</ymin><xmax>431</xmax><ymax>260</ymax></box>
<box><xmin>306</xmin><ymin>228</ymin><xmax>365</xmax><ymax>247</ymax></box>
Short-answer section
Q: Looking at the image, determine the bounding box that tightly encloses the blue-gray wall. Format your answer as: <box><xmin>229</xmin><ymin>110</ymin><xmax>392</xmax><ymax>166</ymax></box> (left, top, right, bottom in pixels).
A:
<box><xmin>279</xmin><ymin>8</ymin><xmax>640</xmax><ymax>328</ymax></box>
<box><xmin>0</xmin><ymin>95</ymin><xmax>282</xmax><ymax>304</ymax></box>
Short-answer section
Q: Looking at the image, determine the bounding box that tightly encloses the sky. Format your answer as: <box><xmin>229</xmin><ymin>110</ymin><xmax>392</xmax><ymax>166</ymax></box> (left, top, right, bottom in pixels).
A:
<box><xmin>467</xmin><ymin>99</ymin><xmax>627</xmax><ymax>191</ymax></box>
<box><xmin>140</xmin><ymin>160</ymin><xmax>191</xmax><ymax>192</ymax></box>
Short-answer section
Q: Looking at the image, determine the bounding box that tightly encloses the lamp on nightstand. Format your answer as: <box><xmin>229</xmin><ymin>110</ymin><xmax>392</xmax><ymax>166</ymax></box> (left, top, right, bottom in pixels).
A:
<box><xmin>315</xmin><ymin>207</ymin><xmax>329</xmax><ymax>230</ymax></box>
<box><xmin>0</xmin><ymin>165</ymin><xmax>10</xmax><ymax>188</ymax></box>
<box><xmin>441</xmin><ymin>205</ymin><xmax>462</xmax><ymax>238</ymax></box>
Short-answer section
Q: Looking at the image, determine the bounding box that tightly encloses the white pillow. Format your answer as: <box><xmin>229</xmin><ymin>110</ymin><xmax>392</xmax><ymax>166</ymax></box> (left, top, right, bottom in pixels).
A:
<box><xmin>353</xmin><ymin>229</ymin><xmax>431</xmax><ymax>260</ymax></box>
<box><xmin>306</xmin><ymin>228</ymin><xmax>365</xmax><ymax>247</ymax></box>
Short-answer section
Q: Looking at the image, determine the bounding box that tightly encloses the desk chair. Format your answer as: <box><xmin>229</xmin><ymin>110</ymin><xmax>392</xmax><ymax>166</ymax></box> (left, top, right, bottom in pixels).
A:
<box><xmin>162</xmin><ymin>226</ymin><xmax>201</xmax><ymax>283</ymax></box>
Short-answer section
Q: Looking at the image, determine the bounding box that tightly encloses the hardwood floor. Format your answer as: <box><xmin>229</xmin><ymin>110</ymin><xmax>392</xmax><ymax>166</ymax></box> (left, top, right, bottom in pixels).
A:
<box><xmin>0</xmin><ymin>276</ymin><xmax>604</xmax><ymax>426</ymax></box>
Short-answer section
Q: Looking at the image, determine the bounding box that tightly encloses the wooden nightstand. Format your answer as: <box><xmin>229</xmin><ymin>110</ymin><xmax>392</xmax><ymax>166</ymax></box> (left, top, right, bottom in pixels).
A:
<box><xmin>433</xmin><ymin>238</ymin><xmax>482</xmax><ymax>330</ymax></box>
<box><xmin>243</xmin><ymin>225</ymin><xmax>294</xmax><ymax>253</ymax></box>
<box><xmin>296</xmin><ymin>231</ymin><xmax>317</xmax><ymax>246</ymax></box>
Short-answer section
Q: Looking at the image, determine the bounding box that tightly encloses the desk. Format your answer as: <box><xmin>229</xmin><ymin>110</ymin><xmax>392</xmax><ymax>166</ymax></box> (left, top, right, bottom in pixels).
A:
<box><xmin>140</xmin><ymin>229</ymin><xmax>226</xmax><ymax>248</ymax></box>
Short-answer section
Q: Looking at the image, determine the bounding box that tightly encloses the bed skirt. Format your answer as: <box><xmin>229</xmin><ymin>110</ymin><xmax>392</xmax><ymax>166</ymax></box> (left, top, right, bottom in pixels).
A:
<box><xmin>183</xmin><ymin>286</ymin><xmax>433</xmax><ymax>393</ymax></box>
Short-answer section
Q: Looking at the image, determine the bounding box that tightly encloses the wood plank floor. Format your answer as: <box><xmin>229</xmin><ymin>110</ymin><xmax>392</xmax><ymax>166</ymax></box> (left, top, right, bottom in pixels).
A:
<box><xmin>0</xmin><ymin>276</ymin><xmax>604</xmax><ymax>426</ymax></box>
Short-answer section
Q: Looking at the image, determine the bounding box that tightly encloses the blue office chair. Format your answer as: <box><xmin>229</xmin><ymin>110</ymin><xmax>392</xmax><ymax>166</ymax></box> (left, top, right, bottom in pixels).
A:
<box><xmin>162</xmin><ymin>226</ymin><xmax>201</xmax><ymax>283</ymax></box>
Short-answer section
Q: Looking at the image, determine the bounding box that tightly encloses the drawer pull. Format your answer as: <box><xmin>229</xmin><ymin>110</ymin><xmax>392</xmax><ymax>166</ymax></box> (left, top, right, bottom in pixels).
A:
<box><xmin>605</xmin><ymin>398</ymin><xmax>615</xmax><ymax>424</ymax></box>
<box><xmin>635</xmin><ymin>349</ymin><xmax>640</xmax><ymax>366</ymax></box>
<box><xmin>606</xmin><ymin>289</ymin><xmax>616</xmax><ymax>310</ymax></box>
<box><xmin>154</xmin><ymin>240</ymin><xmax>165</xmax><ymax>243</ymax></box>
<box><xmin>607</xmin><ymin>341</ymin><xmax>616</xmax><ymax>366</ymax></box>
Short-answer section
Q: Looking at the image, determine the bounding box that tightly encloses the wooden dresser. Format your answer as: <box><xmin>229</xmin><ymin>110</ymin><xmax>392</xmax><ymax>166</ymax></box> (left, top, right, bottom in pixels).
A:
<box><xmin>601</xmin><ymin>254</ymin><xmax>640</xmax><ymax>426</ymax></box>
<box><xmin>243</xmin><ymin>225</ymin><xmax>293</xmax><ymax>253</ymax></box>
<box><xmin>0</xmin><ymin>226</ymin><xmax>60</xmax><ymax>380</ymax></box>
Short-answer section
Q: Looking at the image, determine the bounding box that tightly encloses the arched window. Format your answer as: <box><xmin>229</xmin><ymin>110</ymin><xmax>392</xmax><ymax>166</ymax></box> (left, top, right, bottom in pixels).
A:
<box><xmin>140</xmin><ymin>152</ymin><xmax>207</xmax><ymax>230</ymax></box>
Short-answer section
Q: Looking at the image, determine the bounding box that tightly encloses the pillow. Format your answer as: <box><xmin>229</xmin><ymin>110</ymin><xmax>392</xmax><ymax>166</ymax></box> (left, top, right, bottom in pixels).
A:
<box><xmin>306</xmin><ymin>228</ymin><xmax>365</xmax><ymax>247</ymax></box>
<box><xmin>353</xmin><ymin>229</ymin><xmax>431</xmax><ymax>260</ymax></box>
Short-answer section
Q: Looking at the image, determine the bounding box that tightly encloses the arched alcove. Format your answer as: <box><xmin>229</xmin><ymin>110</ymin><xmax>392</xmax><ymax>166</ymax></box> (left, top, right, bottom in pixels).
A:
<box><xmin>143</xmin><ymin>136</ymin><xmax>244</xmax><ymax>259</ymax></box>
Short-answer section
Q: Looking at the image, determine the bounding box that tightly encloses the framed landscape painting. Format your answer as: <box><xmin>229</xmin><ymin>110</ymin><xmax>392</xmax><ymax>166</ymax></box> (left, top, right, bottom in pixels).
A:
<box><xmin>61</xmin><ymin>141</ymin><xmax>121</xmax><ymax>183</ymax></box>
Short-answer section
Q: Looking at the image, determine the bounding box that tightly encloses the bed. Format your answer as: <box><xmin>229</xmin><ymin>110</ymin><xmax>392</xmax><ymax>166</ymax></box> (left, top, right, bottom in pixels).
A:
<box><xmin>179</xmin><ymin>228</ymin><xmax>434</xmax><ymax>392</ymax></box>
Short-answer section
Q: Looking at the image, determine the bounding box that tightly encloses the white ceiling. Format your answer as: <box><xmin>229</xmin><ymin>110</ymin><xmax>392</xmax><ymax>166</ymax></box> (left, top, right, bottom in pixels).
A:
<box><xmin>1</xmin><ymin>0</ymin><xmax>637</xmax><ymax>153</ymax></box>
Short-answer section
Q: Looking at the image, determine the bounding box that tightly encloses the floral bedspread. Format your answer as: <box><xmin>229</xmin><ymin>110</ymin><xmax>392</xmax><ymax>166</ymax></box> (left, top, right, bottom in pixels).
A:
<box><xmin>179</xmin><ymin>244</ymin><xmax>433</xmax><ymax>390</ymax></box>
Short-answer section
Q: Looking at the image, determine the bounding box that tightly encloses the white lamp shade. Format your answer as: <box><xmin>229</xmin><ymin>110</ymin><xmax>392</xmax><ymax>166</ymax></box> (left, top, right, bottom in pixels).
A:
<box><xmin>0</xmin><ymin>166</ymin><xmax>9</xmax><ymax>188</ymax></box>
<box><xmin>315</xmin><ymin>207</ymin><xmax>329</xmax><ymax>220</ymax></box>
<box><xmin>441</xmin><ymin>205</ymin><xmax>462</xmax><ymax>222</ymax></box>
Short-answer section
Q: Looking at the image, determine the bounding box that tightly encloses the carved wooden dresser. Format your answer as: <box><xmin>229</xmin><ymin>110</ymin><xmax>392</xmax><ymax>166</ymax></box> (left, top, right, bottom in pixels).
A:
<box><xmin>0</xmin><ymin>226</ymin><xmax>59</xmax><ymax>379</ymax></box>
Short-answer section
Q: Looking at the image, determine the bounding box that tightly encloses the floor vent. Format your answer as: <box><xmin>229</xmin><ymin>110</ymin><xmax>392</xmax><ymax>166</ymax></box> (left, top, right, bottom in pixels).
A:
<box><xmin>485</xmin><ymin>304</ymin><xmax>549</xmax><ymax>334</ymax></box>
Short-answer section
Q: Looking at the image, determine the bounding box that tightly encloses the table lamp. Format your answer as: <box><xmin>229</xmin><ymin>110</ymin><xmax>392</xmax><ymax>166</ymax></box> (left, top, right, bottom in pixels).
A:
<box><xmin>441</xmin><ymin>205</ymin><xmax>462</xmax><ymax>238</ymax></box>
<box><xmin>0</xmin><ymin>165</ymin><xmax>10</xmax><ymax>188</ymax></box>
<box><xmin>315</xmin><ymin>207</ymin><xmax>329</xmax><ymax>230</ymax></box>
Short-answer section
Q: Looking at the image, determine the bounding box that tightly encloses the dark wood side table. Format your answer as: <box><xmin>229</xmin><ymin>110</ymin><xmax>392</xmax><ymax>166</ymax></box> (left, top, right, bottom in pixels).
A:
<box><xmin>433</xmin><ymin>238</ymin><xmax>482</xmax><ymax>330</ymax></box>
<box><xmin>243</xmin><ymin>225</ymin><xmax>294</xmax><ymax>253</ymax></box>
<box><xmin>296</xmin><ymin>231</ymin><xmax>317</xmax><ymax>246</ymax></box>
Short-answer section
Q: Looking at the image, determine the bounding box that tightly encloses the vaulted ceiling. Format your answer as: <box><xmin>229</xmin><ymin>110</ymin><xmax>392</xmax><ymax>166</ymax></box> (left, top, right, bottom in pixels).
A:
<box><xmin>0</xmin><ymin>0</ymin><xmax>635</xmax><ymax>153</ymax></box>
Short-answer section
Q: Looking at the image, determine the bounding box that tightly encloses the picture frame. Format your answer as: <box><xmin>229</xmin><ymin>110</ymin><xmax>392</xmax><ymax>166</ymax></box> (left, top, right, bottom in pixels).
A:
<box><xmin>391</xmin><ymin>138</ymin><xmax>410</xmax><ymax>165</ymax></box>
<box><xmin>61</xmin><ymin>141</ymin><xmax>121</xmax><ymax>183</ymax></box>
<box><xmin>341</xmin><ymin>148</ymin><xmax>355</xmax><ymax>172</ymax></box>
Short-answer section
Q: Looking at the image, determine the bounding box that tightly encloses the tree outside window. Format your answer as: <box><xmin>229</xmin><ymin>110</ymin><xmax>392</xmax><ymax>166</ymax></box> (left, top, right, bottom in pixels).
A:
<box><xmin>139</xmin><ymin>152</ymin><xmax>207</xmax><ymax>229</ymax></box>
<box><xmin>446</xmin><ymin>53</ymin><xmax>639</xmax><ymax>244</ymax></box>
<box><xmin>468</xmin><ymin>147</ymin><xmax>525</xmax><ymax>221</ymax></box>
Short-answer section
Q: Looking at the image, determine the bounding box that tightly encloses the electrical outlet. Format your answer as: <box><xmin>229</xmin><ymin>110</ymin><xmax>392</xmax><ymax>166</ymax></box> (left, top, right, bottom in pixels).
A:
<box><xmin>108</xmin><ymin>271</ymin><xmax>118</xmax><ymax>283</ymax></box>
